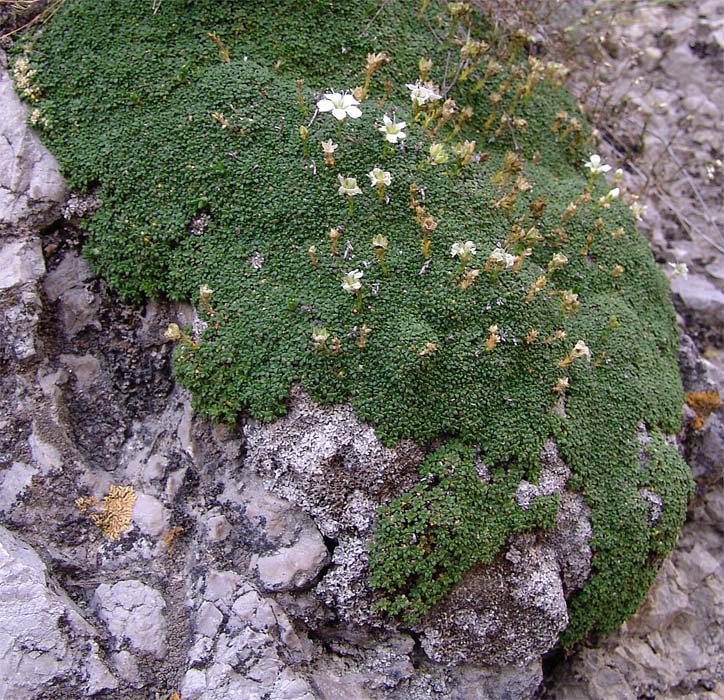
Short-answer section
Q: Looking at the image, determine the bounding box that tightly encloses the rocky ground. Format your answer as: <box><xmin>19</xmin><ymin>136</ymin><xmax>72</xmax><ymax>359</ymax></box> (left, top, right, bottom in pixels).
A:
<box><xmin>1</xmin><ymin>2</ymin><xmax>723</xmax><ymax>699</ymax></box>
<box><xmin>525</xmin><ymin>1</ymin><xmax>724</xmax><ymax>698</ymax></box>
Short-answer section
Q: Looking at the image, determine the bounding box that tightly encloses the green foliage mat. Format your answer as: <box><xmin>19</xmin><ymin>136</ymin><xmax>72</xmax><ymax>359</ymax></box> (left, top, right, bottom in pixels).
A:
<box><xmin>16</xmin><ymin>0</ymin><xmax>693</xmax><ymax>643</ymax></box>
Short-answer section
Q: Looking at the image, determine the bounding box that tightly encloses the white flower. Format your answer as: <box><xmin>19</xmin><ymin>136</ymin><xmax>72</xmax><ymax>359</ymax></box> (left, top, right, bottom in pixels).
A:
<box><xmin>571</xmin><ymin>340</ymin><xmax>592</xmax><ymax>362</ymax></box>
<box><xmin>368</xmin><ymin>167</ymin><xmax>392</xmax><ymax>187</ymax></box>
<box><xmin>406</xmin><ymin>81</ymin><xmax>441</xmax><ymax>106</ymax></box>
<box><xmin>605</xmin><ymin>187</ymin><xmax>620</xmax><ymax>201</ymax></box>
<box><xmin>584</xmin><ymin>154</ymin><xmax>611</xmax><ymax>175</ymax></box>
<box><xmin>320</xmin><ymin>139</ymin><xmax>338</xmax><ymax>155</ymax></box>
<box><xmin>316</xmin><ymin>91</ymin><xmax>362</xmax><ymax>121</ymax></box>
<box><xmin>668</xmin><ymin>262</ymin><xmax>689</xmax><ymax>279</ymax></box>
<box><xmin>337</xmin><ymin>175</ymin><xmax>362</xmax><ymax>197</ymax></box>
<box><xmin>630</xmin><ymin>202</ymin><xmax>647</xmax><ymax>221</ymax></box>
<box><xmin>378</xmin><ymin>114</ymin><xmax>407</xmax><ymax>143</ymax></box>
<box><xmin>451</xmin><ymin>240</ymin><xmax>477</xmax><ymax>260</ymax></box>
<box><xmin>489</xmin><ymin>247</ymin><xmax>516</xmax><ymax>268</ymax></box>
<box><xmin>342</xmin><ymin>269</ymin><xmax>363</xmax><ymax>292</ymax></box>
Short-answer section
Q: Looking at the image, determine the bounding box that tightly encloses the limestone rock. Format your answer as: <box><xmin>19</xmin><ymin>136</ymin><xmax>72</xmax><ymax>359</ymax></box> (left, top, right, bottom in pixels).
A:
<box><xmin>0</xmin><ymin>237</ymin><xmax>45</xmax><ymax>290</ymax></box>
<box><xmin>91</xmin><ymin>579</ymin><xmax>168</xmax><ymax>659</ymax></box>
<box><xmin>244</xmin><ymin>385</ymin><xmax>425</xmax><ymax>538</ymax></box>
<box><xmin>419</xmin><ymin>538</ymin><xmax>568</xmax><ymax>666</ymax></box>
<box><xmin>131</xmin><ymin>492</ymin><xmax>169</xmax><ymax>538</ymax></box>
<box><xmin>42</xmin><ymin>252</ymin><xmax>101</xmax><ymax>338</ymax></box>
<box><xmin>0</xmin><ymin>52</ymin><xmax>66</xmax><ymax>233</ymax></box>
<box><xmin>0</xmin><ymin>526</ymin><xmax>115</xmax><ymax>698</ymax></box>
<box><xmin>253</xmin><ymin>521</ymin><xmax>330</xmax><ymax>592</ymax></box>
<box><xmin>671</xmin><ymin>274</ymin><xmax>724</xmax><ymax>326</ymax></box>
<box><xmin>0</xmin><ymin>461</ymin><xmax>37</xmax><ymax>514</ymax></box>
<box><xmin>182</xmin><ymin>573</ymin><xmax>315</xmax><ymax>700</ymax></box>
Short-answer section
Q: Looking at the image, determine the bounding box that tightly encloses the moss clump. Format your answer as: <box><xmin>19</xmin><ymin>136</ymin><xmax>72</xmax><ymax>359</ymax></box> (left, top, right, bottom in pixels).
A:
<box><xmin>370</xmin><ymin>441</ymin><xmax>558</xmax><ymax>621</ymax></box>
<box><xmin>16</xmin><ymin>0</ymin><xmax>692</xmax><ymax>643</ymax></box>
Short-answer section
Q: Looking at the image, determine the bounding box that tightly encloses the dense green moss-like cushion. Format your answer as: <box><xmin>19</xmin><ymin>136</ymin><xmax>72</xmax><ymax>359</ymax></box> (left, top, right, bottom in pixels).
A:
<box><xmin>16</xmin><ymin>0</ymin><xmax>692</xmax><ymax>643</ymax></box>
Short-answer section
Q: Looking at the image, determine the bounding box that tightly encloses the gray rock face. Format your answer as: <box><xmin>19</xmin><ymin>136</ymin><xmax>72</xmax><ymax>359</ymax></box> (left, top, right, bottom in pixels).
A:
<box><xmin>253</xmin><ymin>520</ymin><xmax>330</xmax><ymax>592</ymax></box>
<box><xmin>244</xmin><ymin>384</ymin><xmax>426</xmax><ymax>538</ymax></box>
<box><xmin>42</xmin><ymin>252</ymin><xmax>102</xmax><ymax>338</ymax></box>
<box><xmin>0</xmin><ymin>526</ymin><xmax>116</xmax><ymax>698</ymax></box>
<box><xmin>91</xmin><ymin>580</ymin><xmax>168</xmax><ymax>659</ymax></box>
<box><xmin>181</xmin><ymin>571</ymin><xmax>316</xmax><ymax>700</ymax></box>
<box><xmin>0</xmin><ymin>237</ymin><xmax>44</xmax><ymax>290</ymax></box>
<box><xmin>419</xmin><ymin>540</ymin><xmax>568</xmax><ymax>666</ymax></box>
<box><xmin>671</xmin><ymin>274</ymin><xmax>724</xmax><ymax>327</ymax></box>
<box><xmin>0</xmin><ymin>50</ymin><xmax>66</xmax><ymax>233</ymax></box>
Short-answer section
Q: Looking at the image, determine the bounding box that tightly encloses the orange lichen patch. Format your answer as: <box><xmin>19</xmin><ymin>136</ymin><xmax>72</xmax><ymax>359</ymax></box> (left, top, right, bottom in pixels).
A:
<box><xmin>162</xmin><ymin>526</ymin><xmax>184</xmax><ymax>554</ymax></box>
<box><xmin>685</xmin><ymin>390</ymin><xmax>722</xmax><ymax>430</ymax></box>
<box><xmin>76</xmin><ymin>485</ymin><xmax>136</xmax><ymax>541</ymax></box>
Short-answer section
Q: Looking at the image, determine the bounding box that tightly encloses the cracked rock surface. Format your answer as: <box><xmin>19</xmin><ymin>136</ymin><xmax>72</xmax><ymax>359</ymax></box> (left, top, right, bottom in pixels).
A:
<box><xmin>0</xmin><ymin>51</ymin><xmax>66</xmax><ymax>235</ymax></box>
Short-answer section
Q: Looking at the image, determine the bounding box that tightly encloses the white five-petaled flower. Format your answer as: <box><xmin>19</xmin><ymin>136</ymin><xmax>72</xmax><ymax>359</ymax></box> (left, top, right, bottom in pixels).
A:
<box><xmin>320</xmin><ymin>139</ymin><xmax>338</xmax><ymax>155</ymax></box>
<box><xmin>489</xmin><ymin>247</ymin><xmax>516</xmax><ymax>268</ymax></box>
<box><xmin>583</xmin><ymin>154</ymin><xmax>611</xmax><ymax>175</ymax></box>
<box><xmin>337</xmin><ymin>174</ymin><xmax>362</xmax><ymax>197</ymax></box>
<box><xmin>668</xmin><ymin>261</ymin><xmax>689</xmax><ymax>279</ymax></box>
<box><xmin>571</xmin><ymin>340</ymin><xmax>592</xmax><ymax>362</ymax></box>
<box><xmin>368</xmin><ymin>167</ymin><xmax>392</xmax><ymax>187</ymax></box>
<box><xmin>451</xmin><ymin>240</ymin><xmax>477</xmax><ymax>260</ymax></box>
<box><xmin>406</xmin><ymin>81</ymin><xmax>441</xmax><ymax>106</ymax></box>
<box><xmin>342</xmin><ymin>269</ymin><xmax>363</xmax><ymax>293</ymax></box>
<box><xmin>378</xmin><ymin>114</ymin><xmax>407</xmax><ymax>143</ymax></box>
<box><xmin>316</xmin><ymin>91</ymin><xmax>362</xmax><ymax>121</ymax></box>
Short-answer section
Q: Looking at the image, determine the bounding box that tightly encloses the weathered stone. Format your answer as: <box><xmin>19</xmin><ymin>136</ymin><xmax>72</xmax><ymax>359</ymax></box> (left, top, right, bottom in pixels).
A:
<box><xmin>0</xmin><ymin>461</ymin><xmax>37</xmax><ymax>514</ymax></box>
<box><xmin>0</xmin><ymin>238</ymin><xmax>45</xmax><ymax>289</ymax></box>
<box><xmin>450</xmin><ymin>661</ymin><xmax>543</xmax><ymax>700</ymax></box>
<box><xmin>183</xmin><ymin>579</ymin><xmax>315</xmax><ymax>700</ymax></box>
<box><xmin>0</xmin><ymin>54</ymin><xmax>67</xmax><ymax>232</ymax></box>
<box><xmin>132</xmin><ymin>492</ymin><xmax>169</xmax><ymax>537</ymax></box>
<box><xmin>419</xmin><ymin>538</ymin><xmax>568</xmax><ymax>666</ymax></box>
<box><xmin>671</xmin><ymin>274</ymin><xmax>724</xmax><ymax>325</ymax></box>
<box><xmin>27</xmin><ymin>424</ymin><xmax>63</xmax><ymax>475</ymax></box>
<box><xmin>254</xmin><ymin>521</ymin><xmax>329</xmax><ymax>592</ymax></box>
<box><xmin>110</xmin><ymin>650</ymin><xmax>142</xmax><ymax>686</ymax></box>
<box><xmin>85</xmin><ymin>640</ymin><xmax>119</xmax><ymax>695</ymax></box>
<box><xmin>205</xmin><ymin>512</ymin><xmax>232</xmax><ymax>542</ymax></box>
<box><xmin>92</xmin><ymin>580</ymin><xmax>168</xmax><ymax>659</ymax></box>
<box><xmin>196</xmin><ymin>601</ymin><xmax>224</xmax><ymax>638</ymax></box>
<box><xmin>0</xmin><ymin>526</ymin><xmax>114</xmax><ymax>698</ymax></box>
<box><xmin>42</xmin><ymin>252</ymin><xmax>101</xmax><ymax>338</ymax></box>
<box><xmin>204</xmin><ymin>570</ymin><xmax>243</xmax><ymax>605</ymax></box>
<box><xmin>59</xmin><ymin>353</ymin><xmax>102</xmax><ymax>389</ymax></box>
<box><xmin>244</xmin><ymin>385</ymin><xmax>425</xmax><ymax>538</ymax></box>
<box><xmin>314</xmin><ymin>535</ymin><xmax>375</xmax><ymax>626</ymax></box>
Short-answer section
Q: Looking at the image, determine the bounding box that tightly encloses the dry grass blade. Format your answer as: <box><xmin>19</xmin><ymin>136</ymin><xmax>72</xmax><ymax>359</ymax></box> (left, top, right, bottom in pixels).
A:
<box><xmin>0</xmin><ymin>0</ymin><xmax>65</xmax><ymax>40</ymax></box>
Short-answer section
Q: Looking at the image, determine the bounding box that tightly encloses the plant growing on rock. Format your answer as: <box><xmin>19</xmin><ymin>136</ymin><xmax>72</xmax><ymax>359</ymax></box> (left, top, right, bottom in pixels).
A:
<box><xmin>14</xmin><ymin>0</ymin><xmax>693</xmax><ymax>648</ymax></box>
